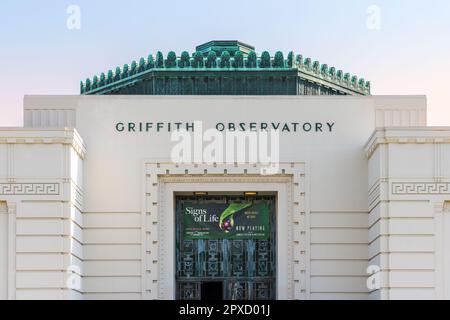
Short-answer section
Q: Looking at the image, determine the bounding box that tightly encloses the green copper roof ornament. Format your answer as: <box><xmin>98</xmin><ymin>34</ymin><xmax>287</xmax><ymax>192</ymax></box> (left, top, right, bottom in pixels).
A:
<box><xmin>304</xmin><ymin>58</ymin><xmax>312</xmax><ymax>70</ymax></box>
<box><xmin>321</xmin><ymin>64</ymin><xmax>328</xmax><ymax>75</ymax></box>
<box><xmin>296</xmin><ymin>54</ymin><xmax>303</xmax><ymax>67</ymax></box>
<box><xmin>138</xmin><ymin>58</ymin><xmax>146</xmax><ymax>72</ymax></box>
<box><xmin>206</xmin><ymin>51</ymin><xmax>217</xmax><ymax>68</ymax></box>
<box><xmin>92</xmin><ymin>75</ymin><xmax>98</xmax><ymax>89</ymax></box>
<box><xmin>233</xmin><ymin>50</ymin><xmax>244</xmax><ymax>68</ymax></box>
<box><xmin>156</xmin><ymin>51</ymin><xmax>164</xmax><ymax>68</ymax></box>
<box><xmin>166</xmin><ymin>51</ymin><xmax>177</xmax><ymax>68</ymax></box>
<box><xmin>287</xmin><ymin>51</ymin><xmax>295</xmax><ymax>68</ymax></box>
<box><xmin>99</xmin><ymin>73</ymin><xmax>106</xmax><ymax>86</ymax></box>
<box><xmin>107</xmin><ymin>70</ymin><xmax>113</xmax><ymax>83</ymax></box>
<box><xmin>180</xmin><ymin>51</ymin><xmax>190</xmax><ymax>68</ymax></box>
<box><xmin>85</xmin><ymin>78</ymin><xmax>91</xmax><ymax>91</ymax></box>
<box><xmin>329</xmin><ymin>67</ymin><xmax>336</xmax><ymax>78</ymax></box>
<box><xmin>273</xmin><ymin>51</ymin><xmax>284</xmax><ymax>68</ymax></box>
<box><xmin>147</xmin><ymin>54</ymin><xmax>154</xmax><ymax>69</ymax></box>
<box><xmin>344</xmin><ymin>73</ymin><xmax>351</xmax><ymax>82</ymax></box>
<box><xmin>130</xmin><ymin>60</ymin><xmax>137</xmax><ymax>75</ymax></box>
<box><xmin>193</xmin><ymin>51</ymin><xmax>204</xmax><ymax>68</ymax></box>
<box><xmin>358</xmin><ymin>78</ymin><xmax>365</xmax><ymax>88</ymax></box>
<box><xmin>313</xmin><ymin>61</ymin><xmax>320</xmax><ymax>73</ymax></box>
<box><xmin>220</xmin><ymin>51</ymin><xmax>231</xmax><ymax>68</ymax></box>
<box><xmin>122</xmin><ymin>64</ymin><xmax>129</xmax><ymax>79</ymax></box>
<box><xmin>260</xmin><ymin>51</ymin><xmax>271</xmax><ymax>68</ymax></box>
<box><xmin>246</xmin><ymin>50</ymin><xmax>256</xmax><ymax>68</ymax></box>
<box><xmin>114</xmin><ymin>67</ymin><xmax>121</xmax><ymax>81</ymax></box>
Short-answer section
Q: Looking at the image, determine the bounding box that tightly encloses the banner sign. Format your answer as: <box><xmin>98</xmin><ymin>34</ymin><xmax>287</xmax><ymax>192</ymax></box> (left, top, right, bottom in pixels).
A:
<box><xmin>183</xmin><ymin>203</ymin><xmax>269</xmax><ymax>240</ymax></box>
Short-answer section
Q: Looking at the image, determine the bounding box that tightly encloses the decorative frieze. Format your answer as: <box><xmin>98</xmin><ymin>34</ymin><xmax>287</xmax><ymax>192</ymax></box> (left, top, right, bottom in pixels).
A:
<box><xmin>0</xmin><ymin>183</ymin><xmax>60</xmax><ymax>195</ymax></box>
<box><xmin>392</xmin><ymin>183</ymin><xmax>450</xmax><ymax>195</ymax></box>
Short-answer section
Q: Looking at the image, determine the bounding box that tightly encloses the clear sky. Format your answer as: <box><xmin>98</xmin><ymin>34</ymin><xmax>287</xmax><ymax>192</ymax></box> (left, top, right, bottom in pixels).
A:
<box><xmin>0</xmin><ymin>0</ymin><xmax>449</xmax><ymax>126</ymax></box>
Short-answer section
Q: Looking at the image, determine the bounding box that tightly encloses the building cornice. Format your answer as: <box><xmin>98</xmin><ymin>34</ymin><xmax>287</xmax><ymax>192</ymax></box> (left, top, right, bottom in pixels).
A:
<box><xmin>365</xmin><ymin>127</ymin><xmax>450</xmax><ymax>159</ymax></box>
<box><xmin>0</xmin><ymin>128</ymin><xmax>86</xmax><ymax>160</ymax></box>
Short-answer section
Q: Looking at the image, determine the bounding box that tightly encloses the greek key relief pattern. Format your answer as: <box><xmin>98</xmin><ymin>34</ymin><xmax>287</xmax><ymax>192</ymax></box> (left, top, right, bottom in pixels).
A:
<box><xmin>392</xmin><ymin>183</ymin><xmax>450</xmax><ymax>195</ymax></box>
<box><xmin>0</xmin><ymin>183</ymin><xmax>60</xmax><ymax>195</ymax></box>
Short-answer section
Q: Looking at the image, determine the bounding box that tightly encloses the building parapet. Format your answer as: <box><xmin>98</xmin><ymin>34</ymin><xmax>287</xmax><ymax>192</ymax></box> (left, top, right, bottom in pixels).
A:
<box><xmin>0</xmin><ymin>128</ymin><xmax>86</xmax><ymax>160</ymax></box>
<box><xmin>365</xmin><ymin>127</ymin><xmax>450</xmax><ymax>159</ymax></box>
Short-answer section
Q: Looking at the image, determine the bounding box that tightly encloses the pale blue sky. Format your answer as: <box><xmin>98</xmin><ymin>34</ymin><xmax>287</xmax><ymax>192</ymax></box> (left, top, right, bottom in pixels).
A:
<box><xmin>1</xmin><ymin>0</ymin><xmax>449</xmax><ymax>125</ymax></box>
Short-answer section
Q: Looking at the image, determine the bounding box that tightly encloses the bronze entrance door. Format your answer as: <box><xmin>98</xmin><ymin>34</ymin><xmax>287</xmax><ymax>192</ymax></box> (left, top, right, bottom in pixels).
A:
<box><xmin>175</xmin><ymin>195</ymin><xmax>276</xmax><ymax>300</ymax></box>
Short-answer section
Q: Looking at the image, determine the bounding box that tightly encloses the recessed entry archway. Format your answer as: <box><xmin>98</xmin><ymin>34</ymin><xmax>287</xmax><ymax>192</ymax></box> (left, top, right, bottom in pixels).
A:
<box><xmin>142</xmin><ymin>162</ymin><xmax>310</xmax><ymax>300</ymax></box>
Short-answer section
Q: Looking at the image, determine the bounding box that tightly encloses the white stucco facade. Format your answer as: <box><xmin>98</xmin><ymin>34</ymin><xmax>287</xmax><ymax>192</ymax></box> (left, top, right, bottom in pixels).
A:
<box><xmin>0</xmin><ymin>95</ymin><xmax>449</xmax><ymax>300</ymax></box>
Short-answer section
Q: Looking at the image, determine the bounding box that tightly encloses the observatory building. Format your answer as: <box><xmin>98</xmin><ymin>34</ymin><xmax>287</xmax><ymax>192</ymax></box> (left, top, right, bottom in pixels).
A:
<box><xmin>1</xmin><ymin>41</ymin><xmax>449</xmax><ymax>300</ymax></box>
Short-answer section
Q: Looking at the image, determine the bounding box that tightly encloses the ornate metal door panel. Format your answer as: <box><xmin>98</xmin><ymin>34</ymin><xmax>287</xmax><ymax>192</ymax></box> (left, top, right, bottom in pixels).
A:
<box><xmin>176</xmin><ymin>195</ymin><xmax>276</xmax><ymax>300</ymax></box>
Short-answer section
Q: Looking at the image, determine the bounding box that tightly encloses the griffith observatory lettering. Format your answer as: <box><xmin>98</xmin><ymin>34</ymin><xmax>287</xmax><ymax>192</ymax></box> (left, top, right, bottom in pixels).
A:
<box><xmin>115</xmin><ymin>121</ymin><xmax>335</xmax><ymax>133</ymax></box>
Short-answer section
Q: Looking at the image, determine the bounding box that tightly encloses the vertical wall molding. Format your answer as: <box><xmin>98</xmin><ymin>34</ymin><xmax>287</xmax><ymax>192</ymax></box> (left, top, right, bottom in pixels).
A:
<box><xmin>6</xmin><ymin>144</ymin><xmax>15</xmax><ymax>182</ymax></box>
<box><xmin>434</xmin><ymin>201</ymin><xmax>444</xmax><ymax>299</ymax></box>
<box><xmin>434</xmin><ymin>143</ymin><xmax>442</xmax><ymax>181</ymax></box>
<box><xmin>434</xmin><ymin>200</ymin><xmax>450</xmax><ymax>300</ymax></box>
<box><xmin>6</xmin><ymin>201</ymin><xmax>16</xmax><ymax>300</ymax></box>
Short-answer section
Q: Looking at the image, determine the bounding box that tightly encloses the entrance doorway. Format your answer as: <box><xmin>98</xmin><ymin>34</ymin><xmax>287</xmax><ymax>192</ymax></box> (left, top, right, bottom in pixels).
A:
<box><xmin>175</xmin><ymin>194</ymin><xmax>277</xmax><ymax>300</ymax></box>
<box><xmin>201</xmin><ymin>282</ymin><xmax>223</xmax><ymax>300</ymax></box>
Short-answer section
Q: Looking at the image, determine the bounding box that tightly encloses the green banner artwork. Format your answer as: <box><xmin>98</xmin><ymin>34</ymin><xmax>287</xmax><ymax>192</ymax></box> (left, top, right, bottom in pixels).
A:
<box><xmin>183</xmin><ymin>202</ymin><xmax>270</xmax><ymax>240</ymax></box>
